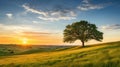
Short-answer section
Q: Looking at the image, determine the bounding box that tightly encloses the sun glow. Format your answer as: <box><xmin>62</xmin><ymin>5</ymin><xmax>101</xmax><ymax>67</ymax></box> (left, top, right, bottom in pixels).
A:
<box><xmin>22</xmin><ymin>38</ymin><xmax>28</xmax><ymax>45</ymax></box>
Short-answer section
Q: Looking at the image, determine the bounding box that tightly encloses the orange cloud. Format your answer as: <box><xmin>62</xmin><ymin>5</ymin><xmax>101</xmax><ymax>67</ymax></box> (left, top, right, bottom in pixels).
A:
<box><xmin>23</xmin><ymin>31</ymin><xmax>57</xmax><ymax>35</ymax></box>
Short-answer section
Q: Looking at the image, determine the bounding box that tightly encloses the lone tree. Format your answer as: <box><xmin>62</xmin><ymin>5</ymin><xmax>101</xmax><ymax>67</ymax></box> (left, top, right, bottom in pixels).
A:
<box><xmin>63</xmin><ymin>20</ymin><xmax>103</xmax><ymax>47</ymax></box>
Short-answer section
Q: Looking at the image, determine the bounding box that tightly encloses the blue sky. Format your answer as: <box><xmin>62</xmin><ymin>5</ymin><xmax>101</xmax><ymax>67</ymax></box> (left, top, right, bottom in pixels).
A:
<box><xmin>0</xmin><ymin>0</ymin><xmax>120</xmax><ymax>45</ymax></box>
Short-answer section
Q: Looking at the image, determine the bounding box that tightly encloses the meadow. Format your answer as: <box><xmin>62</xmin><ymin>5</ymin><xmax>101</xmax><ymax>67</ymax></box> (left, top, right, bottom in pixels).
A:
<box><xmin>0</xmin><ymin>41</ymin><xmax>120</xmax><ymax>67</ymax></box>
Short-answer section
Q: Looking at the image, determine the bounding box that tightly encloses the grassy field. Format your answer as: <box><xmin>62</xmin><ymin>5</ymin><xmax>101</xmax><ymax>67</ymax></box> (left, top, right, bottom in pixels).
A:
<box><xmin>0</xmin><ymin>41</ymin><xmax>120</xmax><ymax>67</ymax></box>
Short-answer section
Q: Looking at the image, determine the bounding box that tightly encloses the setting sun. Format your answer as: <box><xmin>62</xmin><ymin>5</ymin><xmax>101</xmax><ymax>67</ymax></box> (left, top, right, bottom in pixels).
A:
<box><xmin>22</xmin><ymin>38</ymin><xmax>28</xmax><ymax>45</ymax></box>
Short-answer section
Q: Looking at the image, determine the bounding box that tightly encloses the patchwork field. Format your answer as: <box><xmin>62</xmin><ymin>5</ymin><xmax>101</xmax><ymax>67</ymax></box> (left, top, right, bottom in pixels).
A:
<box><xmin>0</xmin><ymin>41</ymin><xmax>120</xmax><ymax>67</ymax></box>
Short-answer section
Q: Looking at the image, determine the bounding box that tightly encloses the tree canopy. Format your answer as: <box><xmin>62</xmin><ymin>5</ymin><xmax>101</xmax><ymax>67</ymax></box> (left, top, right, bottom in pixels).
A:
<box><xmin>63</xmin><ymin>20</ymin><xmax>103</xmax><ymax>47</ymax></box>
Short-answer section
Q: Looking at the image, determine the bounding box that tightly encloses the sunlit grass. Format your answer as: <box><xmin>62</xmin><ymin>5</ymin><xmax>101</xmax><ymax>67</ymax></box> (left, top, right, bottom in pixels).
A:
<box><xmin>0</xmin><ymin>41</ymin><xmax>120</xmax><ymax>67</ymax></box>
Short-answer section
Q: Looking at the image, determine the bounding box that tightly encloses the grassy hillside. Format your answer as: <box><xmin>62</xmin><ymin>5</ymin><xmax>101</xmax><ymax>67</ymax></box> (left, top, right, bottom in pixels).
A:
<box><xmin>0</xmin><ymin>41</ymin><xmax>120</xmax><ymax>67</ymax></box>
<box><xmin>0</xmin><ymin>45</ymin><xmax>72</xmax><ymax>56</ymax></box>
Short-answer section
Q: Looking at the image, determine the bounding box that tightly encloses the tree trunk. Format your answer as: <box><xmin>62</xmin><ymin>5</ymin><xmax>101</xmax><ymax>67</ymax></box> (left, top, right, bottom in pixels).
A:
<box><xmin>82</xmin><ymin>41</ymin><xmax>85</xmax><ymax>47</ymax></box>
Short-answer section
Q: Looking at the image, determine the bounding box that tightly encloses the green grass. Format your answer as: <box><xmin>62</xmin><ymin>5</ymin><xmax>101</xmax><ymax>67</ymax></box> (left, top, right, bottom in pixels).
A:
<box><xmin>0</xmin><ymin>41</ymin><xmax>120</xmax><ymax>67</ymax></box>
<box><xmin>0</xmin><ymin>45</ymin><xmax>72</xmax><ymax>56</ymax></box>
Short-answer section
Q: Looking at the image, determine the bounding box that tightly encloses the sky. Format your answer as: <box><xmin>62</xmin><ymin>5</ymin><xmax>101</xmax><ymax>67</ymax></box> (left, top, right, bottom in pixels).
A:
<box><xmin>0</xmin><ymin>0</ymin><xmax>120</xmax><ymax>45</ymax></box>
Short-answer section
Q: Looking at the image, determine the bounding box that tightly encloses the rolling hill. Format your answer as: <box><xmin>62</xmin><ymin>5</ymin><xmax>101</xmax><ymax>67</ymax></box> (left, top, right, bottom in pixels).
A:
<box><xmin>0</xmin><ymin>41</ymin><xmax>120</xmax><ymax>67</ymax></box>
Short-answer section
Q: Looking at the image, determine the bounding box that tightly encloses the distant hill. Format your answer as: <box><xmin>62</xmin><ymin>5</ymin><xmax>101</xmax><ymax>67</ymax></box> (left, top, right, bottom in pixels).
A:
<box><xmin>0</xmin><ymin>41</ymin><xmax>120</xmax><ymax>67</ymax></box>
<box><xmin>0</xmin><ymin>44</ymin><xmax>73</xmax><ymax>56</ymax></box>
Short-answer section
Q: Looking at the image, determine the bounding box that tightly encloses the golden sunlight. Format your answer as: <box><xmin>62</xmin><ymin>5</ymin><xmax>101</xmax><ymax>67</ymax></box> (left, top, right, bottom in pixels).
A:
<box><xmin>21</xmin><ymin>38</ymin><xmax>28</xmax><ymax>45</ymax></box>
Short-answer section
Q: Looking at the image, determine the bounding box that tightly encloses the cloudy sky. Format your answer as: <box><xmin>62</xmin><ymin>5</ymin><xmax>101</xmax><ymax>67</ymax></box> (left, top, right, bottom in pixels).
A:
<box><xmin>0</xmin><ymin>0</ymin><xmax>120</xmax><ymax>45</ymax></box>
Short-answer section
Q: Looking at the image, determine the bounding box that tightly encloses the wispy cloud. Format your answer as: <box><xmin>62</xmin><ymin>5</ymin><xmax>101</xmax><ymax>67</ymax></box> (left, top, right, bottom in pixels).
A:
<box><xmin>101</xmin><ymin>24</ymin><xmax>120</xmax><ymax>30</ymax></box>
<box><xmin>22</xmin><ymin>4</ymin><xmax>48</xmax><ymax>16</ymax></box>
<box><xmin>0</xmin><ymin>24</ymin><xmax>33</xmax><ymax>34</ymax></box>
<box><xmin>38</xmin><ymin>16</ymin><xmax>75</xmax><ymax>21</ymax></box>
<box><xmin>6</xmin><ymin>13</ymin><xmax>13</xmax><ymax>19</ymax></box>
<box><xmin>32</xmin><ymin>21</ymin><xmax>39</xmax><ymax>24</ymax></box>
<box><xmin>22</xmin><ymin>4</ymin><xmax>76</xmax><ymax>21</ymax></box>
<box><xmin>77</xmin><ymin>0</ymin><xmax>104</xmax><ymax>11</ymax></box>
<box><xmin>22</xmin><ymin>0</ymin><xmax>110</xmax><ymax>21</ymax></box>
<box><xmin>23</xmin><ymin>31</ymin><xmax>57</xmax><ymax>35</ymax></box>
